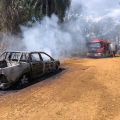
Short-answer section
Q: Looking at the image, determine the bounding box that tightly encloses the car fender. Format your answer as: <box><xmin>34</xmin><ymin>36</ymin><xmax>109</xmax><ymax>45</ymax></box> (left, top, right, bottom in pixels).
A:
<box><xmin>1</xmin><ymin>62</ymin><xmax>30</xmax><ymax>82</ymax></box>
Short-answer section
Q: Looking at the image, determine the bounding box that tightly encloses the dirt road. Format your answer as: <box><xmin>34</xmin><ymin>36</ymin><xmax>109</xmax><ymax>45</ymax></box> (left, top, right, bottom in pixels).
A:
<box><xmin>0</xmin><ymin>58</ymin><xmax>120</xmax><ymax>120</ymax></box>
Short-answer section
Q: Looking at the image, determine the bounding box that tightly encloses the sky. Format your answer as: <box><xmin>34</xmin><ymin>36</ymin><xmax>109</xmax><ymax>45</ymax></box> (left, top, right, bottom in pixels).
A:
<box><xmin>71</xmin><ymin>0</ymin><xmax>120</xmax><ymax>16</ymax></box>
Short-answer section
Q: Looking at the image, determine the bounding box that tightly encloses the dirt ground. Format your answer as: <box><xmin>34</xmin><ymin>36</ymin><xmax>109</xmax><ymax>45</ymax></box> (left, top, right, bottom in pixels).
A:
<box><xmin>0</xmin><ymin>57</ymin><xmax>120</xmax><ymax>120</ymax></box>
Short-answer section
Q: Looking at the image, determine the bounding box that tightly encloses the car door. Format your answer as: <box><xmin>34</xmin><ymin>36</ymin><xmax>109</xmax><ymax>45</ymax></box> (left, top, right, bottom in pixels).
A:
<box><xmin>30</xmin><ymin>53</ymin><xmax>44</xmax><ymax>78</ymax></box>
<box><xmin>40</xmin><ymin>53</ymin><xmax>55</xmax><ymax>73</ymax></box>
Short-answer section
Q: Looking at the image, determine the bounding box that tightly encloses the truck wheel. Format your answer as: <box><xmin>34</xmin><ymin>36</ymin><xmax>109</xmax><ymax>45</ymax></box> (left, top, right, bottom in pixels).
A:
<box><xmin>102</xmin><ymin>53</ymin><xmax>105</xmax><ymax>58</ymax></box>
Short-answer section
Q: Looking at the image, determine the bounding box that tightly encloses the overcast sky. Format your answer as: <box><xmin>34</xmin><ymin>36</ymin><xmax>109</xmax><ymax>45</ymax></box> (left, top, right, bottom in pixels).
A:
<box><xmin>71</xmin><ymin>0</ymin><xmax>120</xmax><ymax>16</ymax></box>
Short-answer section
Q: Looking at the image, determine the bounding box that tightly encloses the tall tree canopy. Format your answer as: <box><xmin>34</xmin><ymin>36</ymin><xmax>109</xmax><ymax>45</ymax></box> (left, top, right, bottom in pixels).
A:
<box><xmin>0</xmin><ymin>0</ymin><xmax>70</xmax><ymax>33</ymax></box>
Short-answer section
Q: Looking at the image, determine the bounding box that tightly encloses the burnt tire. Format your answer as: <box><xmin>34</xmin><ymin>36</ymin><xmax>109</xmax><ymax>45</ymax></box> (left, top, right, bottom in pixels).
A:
<box><xmin>16</xmin><ymin>74</ymin><xmax>29</xmax><ymax>89</ymax></box>
<box><xmin>0</xmin><ymin>75</ymin><xmax>8</xmax><ymax>83</ymax></box>
<box><xmin>53</xmin><ymin>65</ymin><xmax>60</xmax><ymax>73</ymax></box>
<box><xmin>0</xmin><ymin>75</ymin><xmax>10</xmax><ymax>90</ymax></box>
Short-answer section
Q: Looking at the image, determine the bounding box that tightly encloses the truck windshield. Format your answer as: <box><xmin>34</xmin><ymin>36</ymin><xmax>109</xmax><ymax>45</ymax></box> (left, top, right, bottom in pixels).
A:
<box><xmin>88</xmin><ymin>43</ymin><xmax>101</xmax><ymax>48</ymax></box>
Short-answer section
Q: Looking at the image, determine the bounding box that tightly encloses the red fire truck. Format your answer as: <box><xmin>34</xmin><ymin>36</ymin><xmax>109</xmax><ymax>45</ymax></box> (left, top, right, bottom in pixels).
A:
<box><xmin>87</xmin><ymin>39</ymin><xmax>117</xmax><ymax>57</ymax></box>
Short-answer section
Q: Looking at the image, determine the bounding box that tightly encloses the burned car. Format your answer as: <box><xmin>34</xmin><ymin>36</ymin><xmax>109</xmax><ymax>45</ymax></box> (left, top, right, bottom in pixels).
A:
<box><xmin>0</xmin><ymin>51</ymin><xmax>60</xmax><ymax>90</ymax></box>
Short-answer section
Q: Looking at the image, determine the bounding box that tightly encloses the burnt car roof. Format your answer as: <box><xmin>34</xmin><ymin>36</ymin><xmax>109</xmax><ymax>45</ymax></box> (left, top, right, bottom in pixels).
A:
<box><xmin>0</xmin><ymin>51</ymin><xmax>52</xmax><ymax>60</ymax></box>
<box><xmin>4</xmin><ymin>51</ymin><xmax>48</xmax><ymax>54</ymax></box>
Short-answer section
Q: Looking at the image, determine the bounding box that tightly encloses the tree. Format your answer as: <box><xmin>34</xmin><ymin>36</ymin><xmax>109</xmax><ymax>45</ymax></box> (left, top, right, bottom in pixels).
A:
<box><xmin>0</xmin><ymin>0</ymin><xmax>71</xmax><ymax>33</ymax></box>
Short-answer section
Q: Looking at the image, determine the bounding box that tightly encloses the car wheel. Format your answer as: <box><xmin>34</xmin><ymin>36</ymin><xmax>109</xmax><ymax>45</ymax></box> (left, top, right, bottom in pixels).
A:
<box><xmin>56</xmin><ymin>65</ymin><xmax>59</xmax><ymax>70</ymax></box>
<box><xmin>102</xmin><ymin>53</ymin><xmax>105</xmax><ymax>58</ymax></box>
<box><xmin>0</xmin><ymin>75</ymin><xmax>9</xmax><ymax>90</ymax></box>
<box><xmin>17</xmin><ymin>74</ymin><xmax>29</xmax><ymax>88</ymax></box>
<box><xmin>55</xmin><ymin>65</ymin><xmax>59</xmax><ymax>72</ymax></box>
<box><xmin>20</xmin><ymin>75</ymin><xmax>29</xmax><ymax>84</ymax></box>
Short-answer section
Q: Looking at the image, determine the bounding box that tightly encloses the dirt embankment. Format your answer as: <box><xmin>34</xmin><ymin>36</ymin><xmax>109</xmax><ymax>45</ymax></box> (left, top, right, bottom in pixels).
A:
<box><xmin>0</xmin><ymin>58</ymin><xmax>120</xmax><ymax>120</ymax></box>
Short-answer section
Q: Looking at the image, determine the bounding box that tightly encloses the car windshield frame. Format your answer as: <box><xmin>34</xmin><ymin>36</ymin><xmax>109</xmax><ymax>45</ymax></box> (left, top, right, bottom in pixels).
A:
<box><xmin>0</xmin><ymin>52</ymin><xmax>25</xmax><ymax>62</ymax></box>
<box><xmin>0</xmin><ymin>52</ymin><xmax>7</xmax><ymax>60</ymax></box>
<box><xmin>7</xmin><ymin>52</ymin><xmax>22</xmax><ymax>61</ymax></box>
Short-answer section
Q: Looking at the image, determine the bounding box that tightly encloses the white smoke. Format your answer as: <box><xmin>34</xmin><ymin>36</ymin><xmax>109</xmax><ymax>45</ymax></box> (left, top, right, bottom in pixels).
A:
<box><xmin>21</xmin><ymin>15</ymin><xmax>74</xmax><ymax>58</ymax></box>
<box><xmin>21</xmin><ymin>0</ymin><xmax>120</xmax><ymax>58</ymax></box>
<box><xmin>2</xmin><ymin>0</ymin><xmax>120</xmax><ymax>58</ymax></box>
<box><xmin>21</xmin><ymin>1</ymin><xmax>86</xmax><ymax>58</ymax></box>
<box><xmin>0</xmin><ymin>33</ymin><xmax>25</xmax><ymax>53</ymax></box>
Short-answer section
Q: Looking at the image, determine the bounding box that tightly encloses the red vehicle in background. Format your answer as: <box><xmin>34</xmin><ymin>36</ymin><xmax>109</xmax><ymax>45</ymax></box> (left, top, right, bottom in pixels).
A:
<box><xmin>87</xmin><ymin>39</ymin><xmax>117</xmax><ymax>58</ymax></box>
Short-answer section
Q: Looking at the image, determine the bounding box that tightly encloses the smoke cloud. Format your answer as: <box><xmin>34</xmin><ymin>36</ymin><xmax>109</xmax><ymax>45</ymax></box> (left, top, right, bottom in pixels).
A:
<box><xmin>21</xmin><ymin>0</ymin><xmax>120</xmax><ymax>58</ymax></box>
<box><xmin>21</xmin><ymin>1</ymin><xmax>85</xmax><ymax>58</ymax></box>
<box><xmin>1</xmin><ymin>0</ymin><xmax>120</xmax><ymax>58</ymax></box>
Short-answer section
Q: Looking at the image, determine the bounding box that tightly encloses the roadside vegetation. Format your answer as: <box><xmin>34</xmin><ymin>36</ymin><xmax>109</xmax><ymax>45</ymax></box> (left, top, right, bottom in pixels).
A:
<box><xmin>0</xmin><ymin>0</ymin><xmax>70</xmax><ymax>33</ymax></box>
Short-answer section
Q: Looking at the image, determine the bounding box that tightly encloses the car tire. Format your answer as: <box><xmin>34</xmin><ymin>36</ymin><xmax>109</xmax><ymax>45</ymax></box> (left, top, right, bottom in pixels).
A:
<box><xmin>0</xmin><ymin>75</ymin><xmax>9</xmax><ymax>90</ymax></box>
<box><xmin>16</xmin><ymin>74</ymin><xmax>29</xmax><ymax>89</ymax></box>
<box><xmin>51</xmin><ymin>65</ymin><xmax>59</xmax><ymax>73</ymax></box>
<box><xmin>56</xmin><ymin>65</ymin><xmax>59</xmax><ymax>71</ymax></box>
<box><xmin>55</xmin><ymin>65</ymin><xmax>59</xmax><ymax>72</ymax></box>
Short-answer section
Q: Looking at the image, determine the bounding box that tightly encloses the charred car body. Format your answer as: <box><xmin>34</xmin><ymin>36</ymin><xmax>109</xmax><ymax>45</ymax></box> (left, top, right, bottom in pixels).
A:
<box><xmin>0</xmin><ymin>51</ymin><xmax>60</xmax><ymax>90</ymax></box>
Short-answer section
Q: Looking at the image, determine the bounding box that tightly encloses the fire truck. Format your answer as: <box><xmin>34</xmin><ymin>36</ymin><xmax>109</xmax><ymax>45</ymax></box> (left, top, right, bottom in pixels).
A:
<box><xmin>87</xmin><ymin>39</ymin><xmax>117</xmax><ymax>58</ymax></box>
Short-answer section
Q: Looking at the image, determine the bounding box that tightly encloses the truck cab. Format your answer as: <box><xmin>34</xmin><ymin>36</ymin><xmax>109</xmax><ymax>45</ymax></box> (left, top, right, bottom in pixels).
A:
<box><xmin>87</xmin><ymin>39</ymin><xmax>113</xmax><ymax>57</ymax></box>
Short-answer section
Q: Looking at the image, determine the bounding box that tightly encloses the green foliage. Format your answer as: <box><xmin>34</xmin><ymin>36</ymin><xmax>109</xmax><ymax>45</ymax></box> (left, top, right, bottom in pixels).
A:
<box><xmin>0</xmin><ymin>0</ymin><xmax>70</xmax><ymax>33</ymax></box>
